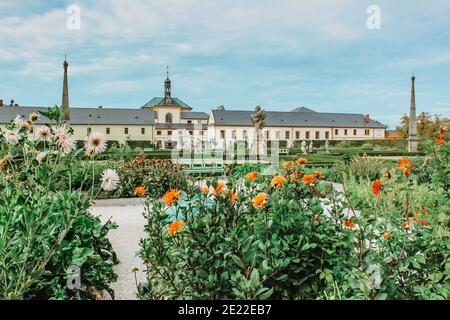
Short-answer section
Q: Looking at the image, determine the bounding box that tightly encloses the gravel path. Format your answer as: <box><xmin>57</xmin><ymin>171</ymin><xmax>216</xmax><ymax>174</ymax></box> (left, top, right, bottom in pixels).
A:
<box><xmin>91</xmin><ymin>199</ymin><xmax>147</xmax><ymax>300</ymax></box>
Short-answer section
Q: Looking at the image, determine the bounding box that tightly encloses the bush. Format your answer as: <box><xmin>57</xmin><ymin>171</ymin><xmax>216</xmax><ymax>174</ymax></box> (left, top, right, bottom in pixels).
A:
<box><xmin>115</xmin><ymin>151</ymin><xmax>189</xmax><ymax>199</ymax></box>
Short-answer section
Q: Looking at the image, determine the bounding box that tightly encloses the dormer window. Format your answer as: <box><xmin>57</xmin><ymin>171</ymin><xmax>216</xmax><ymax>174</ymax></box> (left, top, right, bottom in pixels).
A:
<box><xmin>165</xmin><ymin>113</ymin><xmax>173</xmax><ymax>123</ymax></box>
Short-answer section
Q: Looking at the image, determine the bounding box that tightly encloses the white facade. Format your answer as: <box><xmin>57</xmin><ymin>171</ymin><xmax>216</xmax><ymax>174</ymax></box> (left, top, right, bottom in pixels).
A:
<box><xmin>207</xmin><ymin>125</ymin><xmax>386</xmax><ymax>148</ymax></box>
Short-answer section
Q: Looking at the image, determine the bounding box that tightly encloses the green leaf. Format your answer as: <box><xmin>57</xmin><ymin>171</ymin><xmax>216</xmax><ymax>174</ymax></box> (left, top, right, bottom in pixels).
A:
<box><xmin>258</xmin><ymin>287</ymin><xmax>274</xmax><ymax>300</ymax></box>
<box><xmin>230</xmin><ymin>254</ymin><xmax>246</xmax><ymax>269</ymax></box>
<box><xmin>241</xmin><ymin>236</ymin><xmax>254</xmax><ymax>253</ymax></box>
<box><xmin>250</xmin><ymin>269</ymin><xmax>260</xmax><ymax>288</ymax></box>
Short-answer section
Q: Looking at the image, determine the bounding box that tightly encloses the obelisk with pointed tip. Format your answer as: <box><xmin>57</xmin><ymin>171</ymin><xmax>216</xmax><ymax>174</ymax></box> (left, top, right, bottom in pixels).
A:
<box><xmin>61</xmin><ymin>56</ymin><xmax>70</xmax><ymax>123</ymax></box>
<box><xmin>407</xmin><ymin>75</ymin><xmax>418</xmax><ymax>152</ymax></box>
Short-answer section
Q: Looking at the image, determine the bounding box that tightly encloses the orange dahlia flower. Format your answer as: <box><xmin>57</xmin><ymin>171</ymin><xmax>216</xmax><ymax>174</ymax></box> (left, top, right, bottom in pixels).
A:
<box><xmin>162</xmin><ymin>189</ymin><xmax>181</xmax><ymax>206</ymax></box>
<box><xmin>372</xmin><ymin>179</ymin><xmax>382</xmax><ymax>196</ymax></box>
<box><xmin>296</xmin><ymin>158</ymin><xmax>308</xmax><ymax>166</ymax></box>
<box><xmin>302</xmin><ymin>174</ymin><xmax>316</xmax><ymax>185</ymax></box>
<box><xmin>246</xmin><ymin>171</ymin><xmax>258</xmax><ymax>181</ymax></box>
<box><xmin>134</xmin><ymin>186</ymin><xmax>146</xmax><ymax>197</ymax></box>
<box><xmin>383</xmin><ymin>232</ymin><xmax>392</xmax><ymax>239</ymax></box>
<box><xmin>168</xmin><ymin>220</ymin><xmax>185</xmax><ymax>236</ymax></box>
<box><xmin>436</xmin><ymin>138</ymin><xmax>444</xmax><ymax>146</ymax></box>
<box><xmin>252</xmin><ymin>193</ymin><xmax>268</xmax><ymax>208</ymax></box>
<box><xmin>271</xmin><ymin>175</ymin><xmax>287</xmax><ymax>190</ymax></box>
<box><xmin>283</xmin><ymin>161</ymin><xmax>295</xmax><ymax>170</ymax></box>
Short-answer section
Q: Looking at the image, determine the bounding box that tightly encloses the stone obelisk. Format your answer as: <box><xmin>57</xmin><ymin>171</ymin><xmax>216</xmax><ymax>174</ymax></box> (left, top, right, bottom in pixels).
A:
<box><xmin>61</xmin><ymin>56</ymin><xmax>70</xmax><ymax>123</ymax></box>
<box><xmin>407</xmin><ymin>75</ymin><xmax>418</xmax><ymax>152</ymax></box>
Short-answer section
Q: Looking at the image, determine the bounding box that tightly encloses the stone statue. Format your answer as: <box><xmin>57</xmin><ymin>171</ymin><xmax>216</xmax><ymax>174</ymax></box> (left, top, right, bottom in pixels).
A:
<box><xmin>301</xmin><ymin>140</ymin><xmax>307</xmax><ymax>154</ymax></box>
<box><xmin>250</xmin><ymin>106</ymin><xmax>267</xmax><ymax>160</ymax></box>
<box><xmin>217</xmin><ymin>105</ymin><xmax>225</xmax><ymax>111</ymax></box>
<box><xmin>308</xmin><ymin>140</ymin><xmax>313</xmax><ymax>153</ymax></box>
<box><xmin>251</xmin><ymin>105</ymin><xmax>266</xmax><ymax>131</ymax></box>
<box><xmin>325</xmin><ymin>140</ymin><xmax>330</xmax><ymax>154</ymax></box>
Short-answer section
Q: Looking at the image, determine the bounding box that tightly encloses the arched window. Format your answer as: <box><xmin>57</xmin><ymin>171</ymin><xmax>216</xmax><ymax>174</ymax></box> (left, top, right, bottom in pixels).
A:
<box><xmin>165</xmin><ymin>113</ymin><xmax>173</xmax><ymax>123</ymax></box>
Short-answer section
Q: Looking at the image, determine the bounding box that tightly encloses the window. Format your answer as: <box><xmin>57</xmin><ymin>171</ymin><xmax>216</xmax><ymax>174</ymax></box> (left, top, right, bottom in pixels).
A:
<box><xmin>165</xmin><ymin>113</ymin><xmax>173</xmax><ymax>123</ymax></box>
<box><xmin>243</xmin><ymin>130</ymin><xmax>248</xmax><ymax>139</ymax></box>
<box><xmin>334</xmin><ymin>129</ymin><xmax>338</xmax><ymax>135</ymax></box>
<box><xmin>306</xmin><ymin>131</ymin><xmax>310</xmax><ymax>139</ymax></box>
<box><xmin>315</xmin><ymin>131</ymin><xmax>320</xmax><ymax>139</ymax></box>
<box><xmin>365</xmin><ymin>129</ymin><xmax>370</xmax><ymax>136</ymax></box>
<box><xmin>124</xmin><ymin>128</ymin><xmax>129</xmax><ymax>134</ymax></box>
<box><xmin>344</xmin><ymin>129</ymin><xmax>348</xmax><ymax>136</ymax></box>
<box><xmin>197</xmin><ymin>120</ymin><xmax>202</xmax><ymax>124</ymax></box>
<box><xmin>200</xmin><ymin>131</ymin><xmax>204</xmax><ymax>136</ymax></box>
<box><xmin>106</xmin><ymin>128</ymin><xmax>110</xmax><ymax>134</ymax></box>
<box><xmin>285</xmin><ymin>131</ymin><xmax>290</xmax><ymax>139</ymax></box>
<box><xmin>168</xmin><ymin>131</ymin><xmax>172</xmax><ymax>136</ymax></box>
<box><xmin>220</xmin><ymin>130</ymin><xmax>225</xmax><ymax>139</ymax></box>
<box><xmin>232</xmin><ymin>130</ymin><xmax>237</xmax><ymax>139</ymax></box>
<box><xmin>141</xmin><ymin>128</ymin><xmax>145</xmax><ymax>134</ymax></box>
<box><xmin>87</xmin><ymin>127</ymin><xmax>91</xmax><ymax>135</ymax></box>
<box><xmin>353</xmin><ymin>129</ymin><xmax>357</xmax><ymax>136</ymax></box>
<box><xmin>157</xmin><ymin>130</ymin><xmax>162</xmax><ymax>135</ymax></box>
<box><xmin>266</xmin><ymin>131</ymin><xmax>270</xmax><ymax>139</ymax></box>
<box><xmin>295</xmin><ymin>131</ymin><xmax>300</xmax><ymax>139</ymax></box>
<box><xmin>187</xmin><ymin>120</ymin><xmax>192</xmax><ymax>124</ymax></box>
<box><xmin>325</xmin><ymin>131</ymin><xmax>330</xmax><ymax>139</ymax></box>
<box><xmin>189</xmin><ymin>130</ymin><xmax>194</xmax><ymax>136</ymax></box>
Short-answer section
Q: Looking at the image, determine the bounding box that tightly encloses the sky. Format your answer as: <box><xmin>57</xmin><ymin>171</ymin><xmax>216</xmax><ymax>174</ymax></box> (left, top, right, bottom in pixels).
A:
<box><xmin>0</xmin><ymin>0</ymin><xmax>449</xmax><ymax>129</ymax></box>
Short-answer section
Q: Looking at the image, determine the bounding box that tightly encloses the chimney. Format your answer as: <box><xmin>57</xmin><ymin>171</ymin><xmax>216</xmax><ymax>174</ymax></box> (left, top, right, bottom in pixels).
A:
<box><xmin>0</xmin><ymin>99</ymin><xmax>3</xmax><ymax>107</ymax></box>
<box><xmin>9</xmin><ymin>99</ymin><xmax>14</xmax><ymax>107</ymax></box>
<box><xmin>364</xmin><ymin>114</ymin><xmax>370</xmax><ymax>123</ymax></box>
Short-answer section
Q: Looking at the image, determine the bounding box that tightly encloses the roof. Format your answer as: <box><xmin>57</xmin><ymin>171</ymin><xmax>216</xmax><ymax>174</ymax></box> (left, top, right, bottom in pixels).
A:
<box><xmin>0</xmin><ymin>106</ymin><xmax>155</xmax><ymax>125</ymax></box>
<box><xmin>290</xmin><ymin>107</ymin><xmax>317</xmax><ymax>113</ymax></box>
<box><xmin>211</xmin><ymin>110</ymin><xmax>387</xmax><ymax>128</ymax></box>
<box><xmin>142</xmin><ymin>97</ymin><xmax>192</xmax><ymax>109</ymax></box>
<box><xmin>181</xmin><ymin>112</ymin><xmax>209</xmax><ymax>120</ymax></box>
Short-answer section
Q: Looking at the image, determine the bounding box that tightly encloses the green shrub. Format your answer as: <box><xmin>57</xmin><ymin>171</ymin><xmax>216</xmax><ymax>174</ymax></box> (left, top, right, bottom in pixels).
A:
<box><xmin>115</xmin><ymin>151</ymin><xmax>189</xmax><ymax>199</ymax></box>
<box><xmin>335</xmin><ymin>155</ymin><xmax>388</xmax><ymax>180</ymax></box>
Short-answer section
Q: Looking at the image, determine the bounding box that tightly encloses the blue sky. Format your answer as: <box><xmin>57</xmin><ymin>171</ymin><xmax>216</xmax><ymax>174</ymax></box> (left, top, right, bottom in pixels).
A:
<box><xmin>0</xmin><ymin>0</ymin><xmax>449</xmax><ymax>129</ymax></box>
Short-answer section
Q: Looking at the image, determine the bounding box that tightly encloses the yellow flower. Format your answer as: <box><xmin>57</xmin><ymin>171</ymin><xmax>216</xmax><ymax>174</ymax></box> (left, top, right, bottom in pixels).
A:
<box><xmin>162</xmin><ymin>189</ymin><xmax>181</xmax><ymax>206</ymax></box>
<box><xmin>271</xmin><ymin>175</ymin><xmax>287</xmax><ymax>190</ymax></box>
<box><xmin>168</xmin><ymin>220</ymin><xmax>185</xmax><ymax>236</ymax></box>
<box><xmin>252</xmin><ymin>193</ymin><xmax>268</xmax><ymax>208</ymax></box>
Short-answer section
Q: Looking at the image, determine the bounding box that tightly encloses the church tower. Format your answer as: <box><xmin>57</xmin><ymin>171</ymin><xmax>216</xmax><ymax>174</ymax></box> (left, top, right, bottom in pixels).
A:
<box><xmin>164</xmin><ymin>66</ymin><xmax>173</xmax><ymax>105</ymax></box>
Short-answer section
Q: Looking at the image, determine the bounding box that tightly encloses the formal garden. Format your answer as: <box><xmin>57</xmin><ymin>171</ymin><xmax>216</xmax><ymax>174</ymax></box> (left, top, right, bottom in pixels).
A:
<box><xmin>0</xmin><ymin>107</ymin><xmax>448</xmax><ymax>300</ymax></box>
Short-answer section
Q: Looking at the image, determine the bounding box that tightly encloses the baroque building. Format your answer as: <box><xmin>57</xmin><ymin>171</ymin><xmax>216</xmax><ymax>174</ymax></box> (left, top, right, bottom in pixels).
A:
<box><xmin>0</xmin><ymin>60</ymin><xmax>389</xmax><ymax>149</ymax></box>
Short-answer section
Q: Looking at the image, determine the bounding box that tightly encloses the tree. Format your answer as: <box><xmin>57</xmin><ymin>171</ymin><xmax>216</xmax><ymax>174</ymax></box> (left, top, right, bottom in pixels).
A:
<box><xmin>396</xmin><ymin>112</ymin><xmax>449</xmax><ymax>139</ymax></box>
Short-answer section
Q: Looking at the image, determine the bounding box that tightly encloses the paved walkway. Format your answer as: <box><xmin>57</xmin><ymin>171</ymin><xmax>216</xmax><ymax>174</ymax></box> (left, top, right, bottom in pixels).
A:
<box><xmin>91</xmin><ymin>199</ymin><xmax>147</xmax><ymax>300</ymax></box>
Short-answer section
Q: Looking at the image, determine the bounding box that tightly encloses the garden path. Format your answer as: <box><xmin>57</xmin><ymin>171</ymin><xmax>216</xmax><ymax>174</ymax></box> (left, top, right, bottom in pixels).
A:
<box><xmin>91</xmin><ymin>199</ymin><xmax>147</xmax><ymax>300</ymax></box>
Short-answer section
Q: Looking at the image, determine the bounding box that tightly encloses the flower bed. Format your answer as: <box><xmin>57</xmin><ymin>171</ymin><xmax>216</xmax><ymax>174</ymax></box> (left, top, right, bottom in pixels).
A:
<box><xmin>137</xmin><ymin>132</ymin><xmax>449</xmax><ymax>300</ymax></box>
